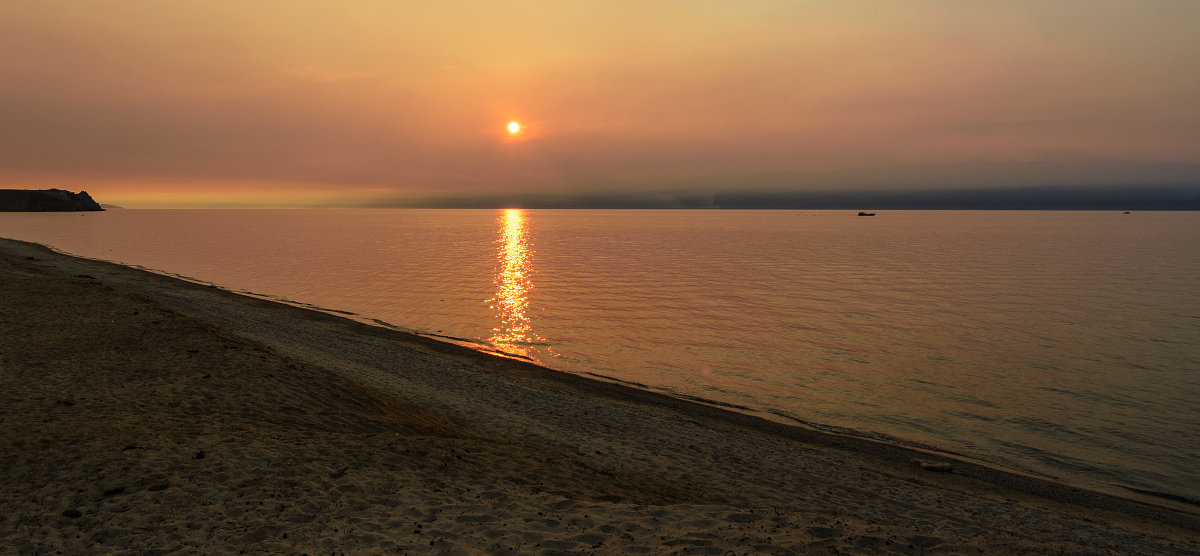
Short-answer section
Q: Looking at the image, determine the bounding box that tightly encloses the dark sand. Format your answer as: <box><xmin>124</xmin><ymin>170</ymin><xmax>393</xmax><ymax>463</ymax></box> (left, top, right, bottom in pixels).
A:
<box><xmin>2</xmin><ymin>237</ymin><xmax>1198</xmax><ymax>554</ymax></box>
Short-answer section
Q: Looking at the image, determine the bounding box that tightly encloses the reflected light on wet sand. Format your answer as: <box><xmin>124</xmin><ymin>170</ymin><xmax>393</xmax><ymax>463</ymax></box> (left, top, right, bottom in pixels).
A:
<box><xmin>488</xmin><ymin>209</ymin><xmax>540</xmax><ymax>359</ymax></box>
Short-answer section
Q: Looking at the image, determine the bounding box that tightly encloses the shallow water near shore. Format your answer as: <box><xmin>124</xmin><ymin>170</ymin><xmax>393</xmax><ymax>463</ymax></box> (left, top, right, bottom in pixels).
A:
<box><xmin>3</xmin><ymin>209</ymin><xmax>1198</xmax><ymax>503</ymax></box>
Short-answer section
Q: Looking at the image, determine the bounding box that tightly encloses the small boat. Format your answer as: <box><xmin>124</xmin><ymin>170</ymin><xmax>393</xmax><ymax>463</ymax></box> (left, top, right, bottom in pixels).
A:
<box><xmin>857</xmin><ymin>211</ymin><xmax>876</xmax><ymax>216</ymax></box>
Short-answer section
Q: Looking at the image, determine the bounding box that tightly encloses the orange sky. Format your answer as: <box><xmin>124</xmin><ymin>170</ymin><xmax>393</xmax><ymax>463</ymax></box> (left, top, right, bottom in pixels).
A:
<box><xmin>2</xmin><ymin>1</ymin><xmax>1198</xmax><ymax>207</ymax></box>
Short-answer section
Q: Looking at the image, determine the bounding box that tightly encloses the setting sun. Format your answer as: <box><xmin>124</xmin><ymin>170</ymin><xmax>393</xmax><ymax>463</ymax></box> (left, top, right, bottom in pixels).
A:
<box><xmin>507</xmin><ymin>121</ymin><xmax>520</xmax><ymax>134</ymax></box>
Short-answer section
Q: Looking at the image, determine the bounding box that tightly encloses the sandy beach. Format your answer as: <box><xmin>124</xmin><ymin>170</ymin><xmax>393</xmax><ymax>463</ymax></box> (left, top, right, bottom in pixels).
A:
<box><xmin>1</xmin><ymin>237</ymin><xmax>1198</xmax><ymax>554</ymax></box>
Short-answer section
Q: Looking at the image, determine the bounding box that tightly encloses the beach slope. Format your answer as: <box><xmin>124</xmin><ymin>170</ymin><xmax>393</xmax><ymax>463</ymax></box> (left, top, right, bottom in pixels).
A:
<box><xmin>1</xmin><ymin>238</ymin><xmax>1197</xmax><ymax>554</ymax></box>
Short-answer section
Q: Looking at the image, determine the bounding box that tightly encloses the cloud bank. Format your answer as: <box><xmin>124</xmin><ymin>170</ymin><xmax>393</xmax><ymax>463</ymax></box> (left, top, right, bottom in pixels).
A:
<box><xmin>1</xmin><ymin>1</ymin><xmax>1197</xmax><ymax>207</ymax></box>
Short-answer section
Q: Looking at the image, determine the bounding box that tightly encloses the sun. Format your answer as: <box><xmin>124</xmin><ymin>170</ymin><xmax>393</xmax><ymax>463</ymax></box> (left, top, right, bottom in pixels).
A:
<box><xmin>507</xmin><ymin>121</ymin><xmax>520</xmax><ymax>134</ymax></box>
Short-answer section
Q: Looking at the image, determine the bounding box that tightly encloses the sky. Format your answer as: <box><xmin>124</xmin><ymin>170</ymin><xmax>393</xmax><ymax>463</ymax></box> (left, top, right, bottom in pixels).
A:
<box><xmin>1</xmin><ymin>1</ymin><xmax>1198</xmax><ymax>208</ymax></box>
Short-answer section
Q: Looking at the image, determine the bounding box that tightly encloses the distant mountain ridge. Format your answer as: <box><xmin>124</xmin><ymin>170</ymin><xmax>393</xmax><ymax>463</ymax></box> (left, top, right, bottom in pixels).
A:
<box><xmin>0</xmin><ymin>189</ymin><xmax>104</xmax><ymax>212</ymax></box>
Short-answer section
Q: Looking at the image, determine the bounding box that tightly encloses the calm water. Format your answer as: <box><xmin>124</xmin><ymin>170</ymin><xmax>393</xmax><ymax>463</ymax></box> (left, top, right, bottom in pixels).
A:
<box><xmin>3</xmin><ymin>209</ymin><xmax>1198</xmax><ymax>501</ymax></box>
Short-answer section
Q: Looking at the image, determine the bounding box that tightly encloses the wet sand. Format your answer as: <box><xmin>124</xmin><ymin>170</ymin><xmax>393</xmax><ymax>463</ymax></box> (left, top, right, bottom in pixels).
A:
<box><xmin>2</xmin><ymin>237</ymin><xmax>1198</xmax><ymax>554</ymax></box>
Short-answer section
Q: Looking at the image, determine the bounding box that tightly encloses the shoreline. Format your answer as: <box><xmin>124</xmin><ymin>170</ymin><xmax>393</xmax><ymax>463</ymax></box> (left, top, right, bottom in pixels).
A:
<box><xmin>3</xmin><ymin>236</ymin><xmax>1198</xmax><ymax>553</ymax></box>
<box><xmin>21</xmin><ymin>238</ymin><xmax>1196</xmax><ymax>519</ymax></box>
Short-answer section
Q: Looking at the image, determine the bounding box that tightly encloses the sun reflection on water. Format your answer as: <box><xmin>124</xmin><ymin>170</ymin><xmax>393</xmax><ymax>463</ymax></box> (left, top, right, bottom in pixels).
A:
<box><xmin>488</xmin><ymin>209</ymin><xmax>542</xmax><ymax>359</ymax></box>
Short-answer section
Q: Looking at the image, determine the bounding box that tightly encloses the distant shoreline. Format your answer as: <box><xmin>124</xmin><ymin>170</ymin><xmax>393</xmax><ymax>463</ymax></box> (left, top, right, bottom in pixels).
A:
<box><xmin>379</xmin><ymin>185</ymin><xmax>1200</xmax><ymax>211</ymax></box>
<box><xmin>42</xmin><ymin>206</ymin><xmax>1200</xmax><ymax>212</ymax></box>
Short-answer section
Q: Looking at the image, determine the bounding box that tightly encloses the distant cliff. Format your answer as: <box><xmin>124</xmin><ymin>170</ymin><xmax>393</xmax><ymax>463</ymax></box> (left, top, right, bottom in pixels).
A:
<box><xmin>0</xmin><ymin>189</ymin><xmax>104</xmax><ymax>212</ymax></box>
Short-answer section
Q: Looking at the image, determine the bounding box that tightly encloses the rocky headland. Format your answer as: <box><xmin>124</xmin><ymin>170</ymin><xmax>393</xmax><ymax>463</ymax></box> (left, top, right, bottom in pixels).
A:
<box><xmin>0</xmin><ymin>189</ymin><xmax>104</xmax><ymax>211</ymax></box>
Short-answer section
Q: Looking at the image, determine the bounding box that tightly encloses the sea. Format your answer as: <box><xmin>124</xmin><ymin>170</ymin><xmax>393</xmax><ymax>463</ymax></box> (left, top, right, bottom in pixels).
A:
<box><xmin>2</xmin><ymin>208</ymin><xmax>1197</xmax><ymax>504</ymax></box>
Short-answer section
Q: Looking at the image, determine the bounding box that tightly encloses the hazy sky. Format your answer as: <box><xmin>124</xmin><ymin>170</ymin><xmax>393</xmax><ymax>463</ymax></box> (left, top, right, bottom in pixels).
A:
<box><xmin>2</xmin><ymin>1</ymin><xmax>1198</xmax><ymax>207</ymax></box>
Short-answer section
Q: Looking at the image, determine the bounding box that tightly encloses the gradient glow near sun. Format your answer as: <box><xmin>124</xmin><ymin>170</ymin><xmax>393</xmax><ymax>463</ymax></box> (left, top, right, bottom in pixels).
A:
<box><xmin>507</xmin><ymin>121</ymin><xmax>520</xmax><ymax>134</ymax></box>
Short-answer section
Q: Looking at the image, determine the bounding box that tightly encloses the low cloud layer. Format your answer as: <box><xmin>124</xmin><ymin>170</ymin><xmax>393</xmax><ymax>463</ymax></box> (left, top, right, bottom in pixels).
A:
<box><xmin>2</xmin><ymin>1</ymin><xmax>1198</xmax><ymax>207</ymax></box>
